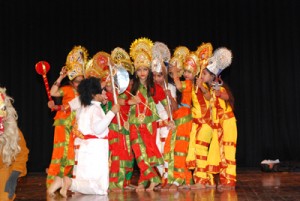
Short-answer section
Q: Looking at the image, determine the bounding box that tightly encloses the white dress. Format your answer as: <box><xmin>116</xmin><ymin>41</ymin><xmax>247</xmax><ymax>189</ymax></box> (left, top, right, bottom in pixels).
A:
<box><xmin>70</xmin><ymin>100</ymin><xmax>115</xmax><ymax>195</ymax></box>
<box><xmin>155</xmin><ymin>83</ymin><xmax>176</xmax><ymax>177</ymax></box>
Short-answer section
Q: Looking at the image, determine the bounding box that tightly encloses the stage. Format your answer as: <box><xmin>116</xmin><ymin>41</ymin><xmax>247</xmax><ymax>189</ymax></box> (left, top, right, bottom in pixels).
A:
<box><xmin>14</xmin><ymin>168</ymin><xmax>300</xmax><ymax>201</ymax></box>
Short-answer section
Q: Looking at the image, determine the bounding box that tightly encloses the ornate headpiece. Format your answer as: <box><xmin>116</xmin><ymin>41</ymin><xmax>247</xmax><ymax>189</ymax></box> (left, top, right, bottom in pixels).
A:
<box><xmin>206</xmin><ymin>47</ymin><xmax>232</xmax><ymax>76</ymax></box>
<box><xmin>130</xmin><ymin>37</ymin><xmax>153</xmax><ymax>70</ymax></box>
<box><xmin>111</xmin><ymin>47</ymin><xmax>134</xmax><ymax>75</ymax></box>
<box><xmin>169</xmin><ymin>46</ymin><xmax>190</xmax><ymax>77</ymax></box>
<box><xmin>84</xmin><ymin>51</ymin><xmax>111</xmax><ymax>80</ymax></box>
<box><xmin>196</xmin><ymin>42</ymin><xmax>213</xmax><ymax>72</ymax></box>
<box><xmin>65</xmin><ymin>45</ymin><xmax>89</xmax><ymax>80</ymax></box>
<box><xmin>184</xmin><ymin>52</ymin><xmax>200</xmax><ymax>76</ymax></box>
<box><xmin>151</xmin><ymin>41</ymin><xmax>171</xmax><ymax>73</ymax></box>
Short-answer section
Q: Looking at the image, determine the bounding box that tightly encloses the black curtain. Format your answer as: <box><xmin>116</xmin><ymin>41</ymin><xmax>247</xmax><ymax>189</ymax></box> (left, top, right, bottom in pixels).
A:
<box><xmin>1</xmin><ymin>0</ymin><xmax>299</xmax><ymax>172</ymax></box>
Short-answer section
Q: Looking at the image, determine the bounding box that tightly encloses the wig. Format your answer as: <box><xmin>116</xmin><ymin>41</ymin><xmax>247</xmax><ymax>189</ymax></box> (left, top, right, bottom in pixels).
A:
<box><xmin>77</xmin><ymin>77</ymin><xmax>102</xmax><ymax>107</ymax></box>
<box><xmin>0</xmin><ymin>88</ymin><xmax>21</xmax><ymax>167</ymax></box>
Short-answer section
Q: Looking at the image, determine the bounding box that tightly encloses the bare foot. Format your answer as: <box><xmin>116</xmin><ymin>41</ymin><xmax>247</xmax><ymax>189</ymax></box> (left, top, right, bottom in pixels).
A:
<box><xmin>168</xmin><ymin>184</ymin><xmax>178</xmax><ymax>191</ymax></box>
<box><xmin>153</xmin><ymin>183</ymin><xmax>162</xmax><ymax>191</ymax></box>
<box><xmin>47</xmin><ymin>176</ymin><xmax>62</xmax><ymax>197</ymax></box>
<box><xmin>178</xmin><ymin>184</ymin><xmax>190</xmax><ymax>190</ymax></box>
<box><xmin>124</xmin><ymin>184</ymin><xmax>136</xmax><ymax>191</ymax></box>
<box><xmin>146</xmin><ymin>182</ymin><xmax>158</xmax><ymax>192</ymax></box>
<box><xmin>190</xmin><ymin>183</ymin><xmax>206</xmax><ymax>190</ymax></box>
<box><xmin>135</xmin><ymin>184</ymin><xmax>145</xmax><ymax>192</ymax></box>
<box><xmin>110</xmin><ymin>187</ymin><xmax>123</xmax><ymax>192</ymax></box>
<box><xmin>161</xmin><ymin>183</ymin><xmax>171</xmax><ymax>191</ymax></box>
<box><xmin>206</xmin><ymin>183</ymin><xmax>216</xmax><ymax>188</ymax></box>
<box><xmin>60</xmin><ymin>176</ymin><xmax>72</xmax><ymax>198</ymax></box>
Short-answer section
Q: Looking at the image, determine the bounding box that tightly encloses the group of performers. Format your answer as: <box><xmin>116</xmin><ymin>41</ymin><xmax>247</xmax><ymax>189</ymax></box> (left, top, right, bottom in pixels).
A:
<box><xmin>44</xmin><ymin>37</ymin><xmax>237</xmax><ymax>198</ymax></box>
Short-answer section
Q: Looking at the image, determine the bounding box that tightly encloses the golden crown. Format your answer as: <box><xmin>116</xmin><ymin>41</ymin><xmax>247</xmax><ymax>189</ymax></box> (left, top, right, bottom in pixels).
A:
<box><xmin>130</xmin><ymin>37</ymin><xmax>153</xmax><ymax>70</ymax></box>
<box><xmin>65</xmin><ymin>45</ymin><xmax>89</xmax><ymax>80</ymax></box>
<box><xmin>184</xmin><ymin>52</ymin><xmax>200</xmax><ymax>76</ymax></box>
<box><xmin>111</xmin><ymin>47</ymin><xmax>134</xmax><ymax>75</ymax></box>
<box><xmin>196</xmin><ymin>42</ymin><xmax>213</xmax><ymax>71</ymax></box>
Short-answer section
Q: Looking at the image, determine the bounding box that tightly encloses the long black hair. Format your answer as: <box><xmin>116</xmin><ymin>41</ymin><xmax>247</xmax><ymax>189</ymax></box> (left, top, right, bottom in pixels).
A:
<box><xmin>77</xmin><ymin>77</ymin><xmax>102</xmax><ymax>107</ymax></box>
<box><xmin>130</xmin><ymin>69</ymin><xmax>155</xmax><ymax>97</ymax></box>
<box><xmin>167</xmin><ymin>73</ymin><xmax>184</xmax><ymax>106</ymax></box>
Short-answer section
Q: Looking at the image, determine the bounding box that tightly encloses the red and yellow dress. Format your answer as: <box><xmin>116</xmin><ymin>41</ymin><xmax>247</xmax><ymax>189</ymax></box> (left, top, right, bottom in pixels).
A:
<box><xmin>128</xmin><ymin>83</ymin><xmax>167</xmax><ymax>186</ymax></box>
<box><xmin>46</xmin><ymin>85</ymin><xmax>76</xmax><ymax>187</ymax></box>
<box><xmin>164</xmin><ymin>80</ymin><xmax>193</xmax><ymax>186</ymax></box>
<box><xmin>186</xmin><ymin>86</ymin><xmax>216</xmax><ymax>185</ymax></box>
<box><xmin>207</xmin><ymin>87</ymin><xmax>237</xmax><ymax>187</ymax></box>
<box><xmin>106</xmin><ymin>90</ymin><xmax>134</xmax><ymax>189</ymax></box>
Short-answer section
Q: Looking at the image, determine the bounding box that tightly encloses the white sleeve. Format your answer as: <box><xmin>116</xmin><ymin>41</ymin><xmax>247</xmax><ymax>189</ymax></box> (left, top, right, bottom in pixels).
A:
<box><xmin>69</xmin><ymin>97</ymin><xmax>81</xmax><ymax>111</ymax></box>
<box><xmin>169</xmin><ymin>83</ymin><xmax>177</xmax><ymax>98</ymax></box>
<box><xmin>92</xmin><ymin>108</ymin><xmax>115</xmax><ymax>137</ymax></box>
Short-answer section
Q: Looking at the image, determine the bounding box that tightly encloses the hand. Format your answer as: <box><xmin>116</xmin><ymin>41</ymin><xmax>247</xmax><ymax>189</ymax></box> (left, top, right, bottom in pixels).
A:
<box><xmin>47</xmin><ymin>100</ymin><xmax>55</xmax><ymax>109</ymax></box>
<box><xmin>59</xmin><ymin>66</ymin><xmax>68</xmax><ymax>78</ymax></box>
<box><xmin>132</xmin><ymin>96</ymin><xmax>141</xmax><ymax>104</ymax></box>
<box><xmin>167</xmin><ymin>120</ymin><xmax>176</xmax><ymax>131</ymax></box>
<box><xmin>196</xmin><ymin>76</ymin><xmax>203</xmax><ymax>88</ymax></box>
<box><xmin>214</xmin><ymin>89</ymin><xmax>221</xmax><ymax>97</ymax></box>
<box><xmin>5</xmin><ymin>171</ymin><xmax>20</xmax><ymax>199</ymax></box>
<box><xmin>165</xmin><ymin>89</ymin><xmax>172</xmax><ymax>98</ymax></box>
<box><xmin>111</xmin><ymin>104</ymin><xmax>120</xmax><ymax>114</ymax></box>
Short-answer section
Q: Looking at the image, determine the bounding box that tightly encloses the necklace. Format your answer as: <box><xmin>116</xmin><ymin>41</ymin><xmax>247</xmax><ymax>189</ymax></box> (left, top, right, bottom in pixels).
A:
<box><xmin>120</xmin><ymin>112</ymin><xmax>130</xmax><ymax>131</ymax></box>
<box><xmin>137</xmin><ymin>95</ymin><xmax>148</xmax><ymax>123</ymax></box>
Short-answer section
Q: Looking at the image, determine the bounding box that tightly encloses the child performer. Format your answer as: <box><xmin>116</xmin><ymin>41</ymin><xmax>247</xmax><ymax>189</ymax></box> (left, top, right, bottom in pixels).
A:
<box><xmin>128</xmin><ymin>38</ymin><xmax>173</xmax><ymax>192</ymax></box>
<box><xmin>106</xmin><ymin>48</ymin><xmax>135</xmax><ymax>192</ymax></box>
<box><xmin>46</xmin><ymin>46</ymin><xmax>88</xmax><ymax>188</ymax></box>
<box><xmin>203</xmin><ymin>47</ymin><xmax>236</xmax><ymax>190</ymax></box>
<box><xmin>186</xmin><ymin>43</ymin><xmax>216</xmax><ymax>189</ymax></box>
<box><xmin>164</xmin><ymin>47</ymin><xmax>198</xmax><ymax>191</ymax></box>
<box><xmin>47</xmin><ymin>77</ymin><xmax>120</xmax><ymax>197</ymax></box>
<box><xmin>151</xmin><ymin>42</ymin><xmax>177</xmax><ymax>188</ymax></box>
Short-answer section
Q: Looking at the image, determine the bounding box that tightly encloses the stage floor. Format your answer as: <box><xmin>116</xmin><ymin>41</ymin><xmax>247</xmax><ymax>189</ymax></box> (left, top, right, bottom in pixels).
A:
<box><xmin>14</xmin><ymin>168</ymin><xmax>300</xmax><ymax>201</ymax></box>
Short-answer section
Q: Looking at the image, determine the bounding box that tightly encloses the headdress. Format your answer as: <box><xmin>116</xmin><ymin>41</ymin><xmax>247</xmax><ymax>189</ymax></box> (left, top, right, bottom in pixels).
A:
<box><xmin>184</xmin><ymin>52</ymin><xmax>200</xmax><ymax>76</ymax></box>
<box><xmin>151</xmin><ymin>41</ymin><xmax>171</xmax><ymax>73</ymax></box>
<box><xmin>196</xmin><ymin>42</ymin><xmax>213</xmax><ymax>72</ymax></box>
<box><xmin>111</xmin><ymin>47</ymin><xmax>134</xmax><ymax>75</ymax></box>
<box><xmin>65</xmin><ymin>45</ymin><xmax>89</xmax><ymax>80</ymax></box>
<box><xmin>206</xmin><ymin>47</ymin><xmax>232</xmax><ymax>76</ymax></box>
<box><xmin>130</xmin><ymin>37</ymin><xmax>153</xmax><ymax>70</ymax></box>
<box><xmin>169</xmin><ymin>46</ymin><xmax>190</xmax><ymax>77</ymax></box>
<box><xmin>85</xmin><ymin>51</ymin><xmax>111</xmax><ymax>81</ymax></box>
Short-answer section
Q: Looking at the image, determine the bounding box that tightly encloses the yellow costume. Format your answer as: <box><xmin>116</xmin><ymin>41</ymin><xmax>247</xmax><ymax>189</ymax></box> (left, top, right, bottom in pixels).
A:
<box><xmin>208</xmin><ymin>87</ymin><xmax>237</xmax><ymax>186</ymax></box>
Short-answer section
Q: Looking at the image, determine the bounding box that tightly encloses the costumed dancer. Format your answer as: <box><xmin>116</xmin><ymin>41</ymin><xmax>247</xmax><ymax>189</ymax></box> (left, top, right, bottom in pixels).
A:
<box><xmin>203</xmin><ymin>47</ymin><xmax>237</xmax><ymax>189</ymax></box>
<box><xmin>99</xmin><ymin>48</ymin><xmax>135</xmax><ymax>192</ymax></box>
<box><xmin>186</xmin><ymin>43</ymin><xmax>216</xmax><ymax>189</ymax></box>
<box><xmin>151</xmin><ymin>42</ymin><xmax>177</xmax><ymax>188</ymax></box>
<box><xmin>48</xmin><ymin>77</ymin><xmax>120</xmax><ymax>197</ymax></box>
<box><xmin>163</xmin><ymin>46</ymin><xmax>195</xmax><ymax>191</ymax></box>
<box><xmin>0</xmin><ymin>87</ymin><xmax>29</xmax><ymax>201</ymax></box>
<box><xmin>128</xmin><ymin>38</ymin><xmax>172</xmax><ymax>192</ymax></box>
<box><xmin>46</xmin><ymin>46</ymin><xmax>88</xmax><ymax>188</ymax></box>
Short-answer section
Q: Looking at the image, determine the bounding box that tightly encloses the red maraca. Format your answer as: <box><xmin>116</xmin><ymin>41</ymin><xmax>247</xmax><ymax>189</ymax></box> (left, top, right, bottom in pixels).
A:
<box><xmin>35</xmin><ymin>61</ymin><xmax>52</xmax><ymax>101</ymax></box>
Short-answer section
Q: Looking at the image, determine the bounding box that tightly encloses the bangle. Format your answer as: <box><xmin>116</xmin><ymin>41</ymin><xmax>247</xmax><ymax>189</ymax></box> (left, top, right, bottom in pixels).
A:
<box><xmin>53</xmin><ymin>81</ymin><xmax>60</xmax><ymax>87</ymax></box>
<box><xmin>53</xmin><ymin>105</ymin><xmax>62</xmax><ymax>111</ymax></box>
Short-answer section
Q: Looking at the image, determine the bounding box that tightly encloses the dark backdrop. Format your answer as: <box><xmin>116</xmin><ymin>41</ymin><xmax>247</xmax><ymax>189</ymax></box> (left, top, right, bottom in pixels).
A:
<box><xmin>0</xmin><ymin>0</ymin><xmax>299</xmax><ymax>172</ymax></box>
